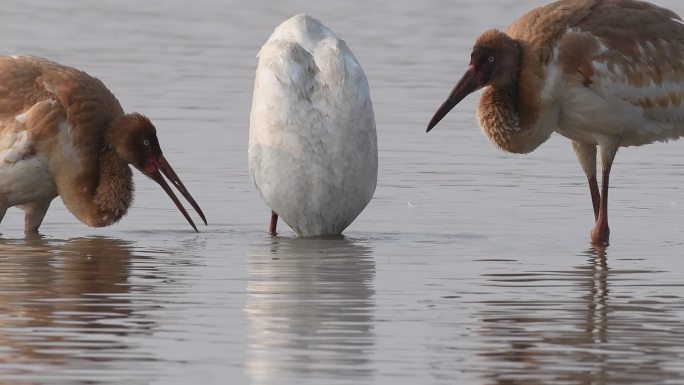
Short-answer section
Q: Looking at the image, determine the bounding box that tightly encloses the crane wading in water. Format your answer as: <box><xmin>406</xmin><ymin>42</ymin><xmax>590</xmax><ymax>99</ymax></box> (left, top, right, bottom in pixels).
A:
<box><xmin>426</xmin><ymin>0</ymin><xmax>684</xmax><ymax>245</ymax></box>
<box><xmin>0</xmin><ymin>56</ymin><xmax>206</xmax><ymax>233</ymax></box>
<box><xmin>249</xmin><ymin>14</ymin><xmax>377</xmax><ymax>236</ymax></box>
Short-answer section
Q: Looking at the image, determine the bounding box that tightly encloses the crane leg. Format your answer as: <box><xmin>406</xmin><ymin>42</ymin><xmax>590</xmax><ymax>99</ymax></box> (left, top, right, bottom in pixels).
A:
<box><xmin>591</xmin><ymin>144</ymin><xmax>618</xmax><ymax>246</ymax></box>
<box><xmin>20</xmin><ymin>199</ymin><xmax>53</xmax><ymax>233</ymax></box>
<box><xmin>269</xmin><ymin>211</ymin><xmax>278</xmax><ymax>236</ymax></box>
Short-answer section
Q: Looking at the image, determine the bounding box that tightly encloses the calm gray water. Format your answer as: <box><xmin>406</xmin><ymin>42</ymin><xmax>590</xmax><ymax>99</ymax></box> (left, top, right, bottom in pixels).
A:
<box><xmin>1</xmin><ymin>0</ymin><xmax>684</xmax><ymax>384</ymax></box>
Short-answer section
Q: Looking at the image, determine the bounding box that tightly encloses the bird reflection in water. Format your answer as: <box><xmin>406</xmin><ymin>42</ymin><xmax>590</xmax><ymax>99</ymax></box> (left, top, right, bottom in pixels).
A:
<box><xmin>245</xmin><ymin>236</ymin><xmax>375</xmax><ymax>383</ymax></box>
<box><xmin>478</xmin><ymin>246</ymin><xmax>683</xmax><ymax>385</ymax></box>
<box><xmin>0</xmin><ymin>236</ymin><xmax>156</xmax><ymax>374</ymax></box>
<box><xmin>578</xmin><ymin>246</ymin><xmax>609</xmax><ymax>345</ymax></box>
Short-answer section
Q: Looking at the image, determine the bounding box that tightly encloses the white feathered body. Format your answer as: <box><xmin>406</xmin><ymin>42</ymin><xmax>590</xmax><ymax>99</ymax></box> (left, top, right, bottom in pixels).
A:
<box><xmin>249</xmin><ymin>14</ymin><xmax>377</xmax><ymax>236</ymax></box>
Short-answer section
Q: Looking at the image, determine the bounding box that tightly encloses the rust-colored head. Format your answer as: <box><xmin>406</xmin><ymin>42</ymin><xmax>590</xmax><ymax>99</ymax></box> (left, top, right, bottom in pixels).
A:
<box><xmin>110</xmin><ymin>113</ymin><xmax>207</xmax><ymax>231</ymax></box>
<box><xmin>426</xmin><ymin>29</ymin><xmax>520</xmax><ymax>132</ymax></box>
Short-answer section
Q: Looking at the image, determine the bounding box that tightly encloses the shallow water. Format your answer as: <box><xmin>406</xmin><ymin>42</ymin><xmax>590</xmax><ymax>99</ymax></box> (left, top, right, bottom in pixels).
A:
<box><xmin>1</xmin><ymin>0</ymin><xmax>684</xmax><ymax>384</ymax></box>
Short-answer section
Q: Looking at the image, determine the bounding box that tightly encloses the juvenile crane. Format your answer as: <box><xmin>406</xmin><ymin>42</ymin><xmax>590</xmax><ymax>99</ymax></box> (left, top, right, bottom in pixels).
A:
<box><xmin>249</xmin><ymin>15</ymin><xmax>377</xmax><ymax>236</ymax></box>
<box><xmin>0</xmin><ymin>56</ymin><xmax>206</xmax><ymax>233</ymax></box>
<box><xmin>426</xmin><ymin>0</ymin><xmax>684</xmax><ymax>245</ymax></box>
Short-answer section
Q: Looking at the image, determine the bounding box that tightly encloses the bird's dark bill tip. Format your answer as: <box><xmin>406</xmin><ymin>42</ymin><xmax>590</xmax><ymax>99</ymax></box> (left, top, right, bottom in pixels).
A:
<box><xmin>146</xmin><ymin>164</ymin><xmax>204</xmax><ymax>233</ymax></box>
<box><xmin>426</xmin><ymin>114</ymin><xmax>443</xmax><ymax>133</ymax></box>
<box><xmin>157</xmin><ymin>156</ymin><xmax>207</xmax><ymax>227</ymax></box>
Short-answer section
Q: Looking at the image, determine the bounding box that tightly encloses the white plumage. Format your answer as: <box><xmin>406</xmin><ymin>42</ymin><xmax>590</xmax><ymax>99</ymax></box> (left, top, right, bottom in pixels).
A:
<box><xmin>249</xmin><ymin>14</ymin><xmax>377</xmax><ymax>236</ymax></box>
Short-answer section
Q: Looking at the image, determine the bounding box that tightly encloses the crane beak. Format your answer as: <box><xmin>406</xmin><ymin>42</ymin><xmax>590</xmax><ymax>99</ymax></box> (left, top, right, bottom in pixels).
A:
<box><xmin>144</xmin><ymin>156</ymin><xmax>208</xmax><ymax>232</ymax></box>
<box><xmin>427</xmin><ymin>65</ymin><xmax>482</xmax><ymax>132</ymax></box>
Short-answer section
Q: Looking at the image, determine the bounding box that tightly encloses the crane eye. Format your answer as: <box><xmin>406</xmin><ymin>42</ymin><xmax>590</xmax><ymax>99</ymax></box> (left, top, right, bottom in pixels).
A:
<box><xmin>488</xmin><ymin>56</ymin><xmax>495</xmax><ymax>63</ymax></box>
<box><xmin>143</xmin><ymin>139</ymin><xmax>150</xmax><ymax>146</ymax></box>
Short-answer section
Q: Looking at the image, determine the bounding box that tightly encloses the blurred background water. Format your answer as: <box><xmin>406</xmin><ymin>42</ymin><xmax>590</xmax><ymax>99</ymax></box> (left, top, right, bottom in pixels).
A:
<box><xmin>1</xmin><ymin>0</ymin><xmax>684</xmax><ymax>384</ymax></box>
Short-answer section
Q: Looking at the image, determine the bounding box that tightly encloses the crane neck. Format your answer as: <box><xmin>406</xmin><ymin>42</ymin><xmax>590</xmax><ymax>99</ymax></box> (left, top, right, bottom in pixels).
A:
<box><xmin>89</xmin><ymin>146</ymin><xmax>134</xmax><ymax>226</ymax></box>
<box><xmin>477</xmin><ymin>51</ymin><xmax>554</xmax><ymax>154</ymax></box>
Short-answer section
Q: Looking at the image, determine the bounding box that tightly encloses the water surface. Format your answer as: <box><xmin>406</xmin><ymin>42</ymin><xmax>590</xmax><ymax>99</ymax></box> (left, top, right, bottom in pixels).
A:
<box><xmin>1</xmin><ymin>0</ymin><xmax>684</xmax><ymax>384</ymax></box>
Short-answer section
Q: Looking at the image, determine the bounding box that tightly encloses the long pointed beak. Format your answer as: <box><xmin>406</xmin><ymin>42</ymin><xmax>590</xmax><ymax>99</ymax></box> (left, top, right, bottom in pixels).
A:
<box><xmin>145</xmin><ymin>156</ymin><xmax>207</xmax><ymax>232</ymax></box>
<box><xmin>426</xmin><ymin>65</ymin><xmax>482</xmax><ymax>132</ymax></box>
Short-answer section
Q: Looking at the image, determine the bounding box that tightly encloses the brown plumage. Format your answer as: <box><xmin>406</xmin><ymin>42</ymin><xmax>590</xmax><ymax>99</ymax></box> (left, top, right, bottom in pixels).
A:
<box><xmin>0</xmin><ymin>56</ymin><xmax>206</xmax><ymax>233</ymax></box>
<box><xmin>427</xmin><ymin>0</ymin><xmax>684</xmax><ymax>245</ymax></box>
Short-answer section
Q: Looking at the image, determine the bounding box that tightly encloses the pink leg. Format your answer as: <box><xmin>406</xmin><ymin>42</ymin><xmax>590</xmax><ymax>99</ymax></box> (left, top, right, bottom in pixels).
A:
<box><xmin>588</xmin><ymin>176</ymin><xmax>600</xmax><ymax>221</ymax></box>
<box><xmin>269</xmin><ymin>211</ymin><xmax>278</xmax><ymax>236</ymax></box>
<box><xmin>590</xmin><ymin>165</ymin><xmax>611</xmax><ymax>245</ymax></box>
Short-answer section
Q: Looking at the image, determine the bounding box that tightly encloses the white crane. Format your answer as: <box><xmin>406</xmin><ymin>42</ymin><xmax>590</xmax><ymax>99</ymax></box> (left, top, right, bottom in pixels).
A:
<box><xmin>249</xmin><ymin>14</ymin><xmax>377</xmax><ymax>236</ymax></box>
